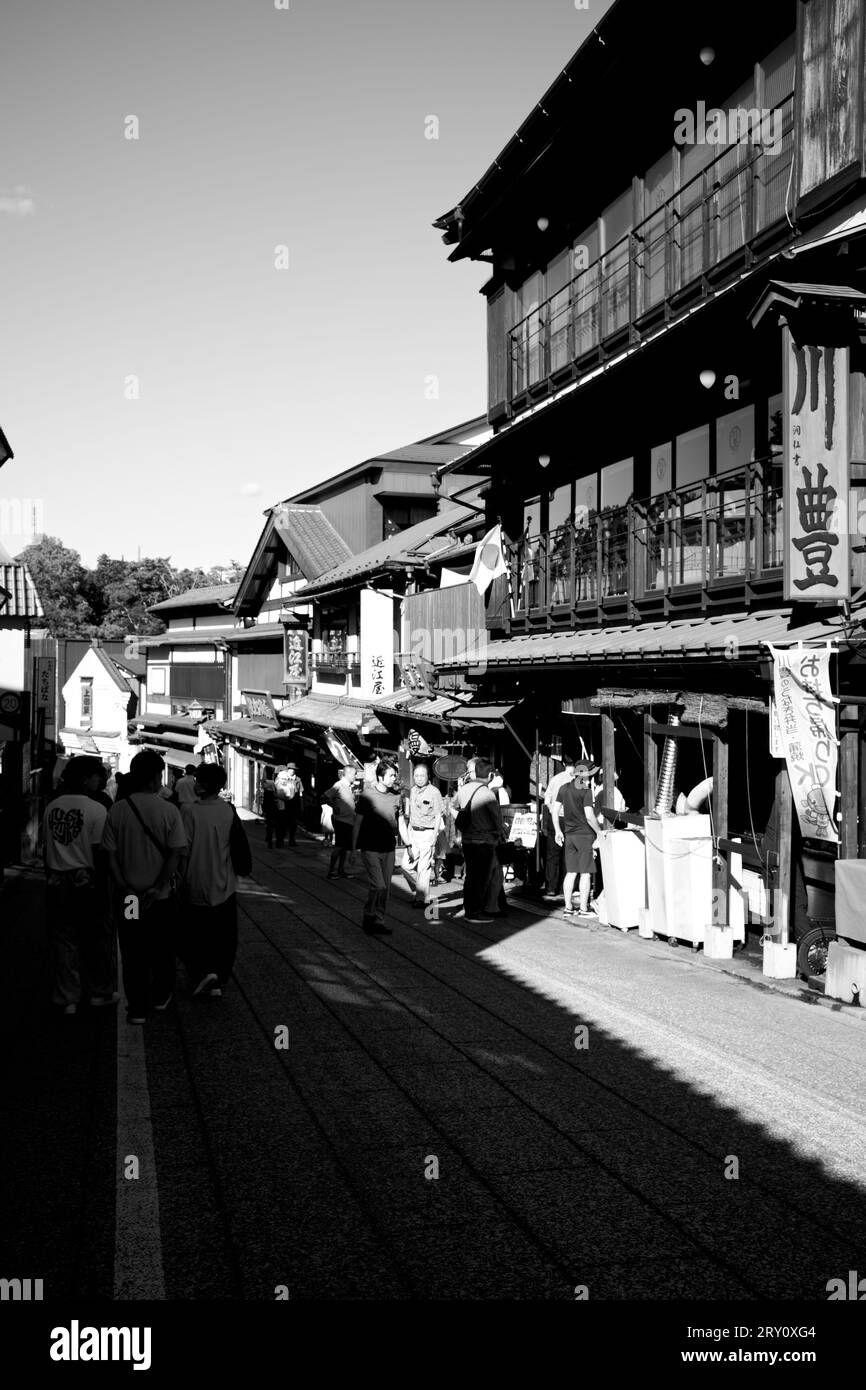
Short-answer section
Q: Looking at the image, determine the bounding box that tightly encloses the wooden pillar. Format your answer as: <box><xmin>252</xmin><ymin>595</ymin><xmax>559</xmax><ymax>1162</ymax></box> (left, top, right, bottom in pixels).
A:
<box><xmin>643</xmin><ymin>713</ymin><xmax>657</xmax><ymax>810</ymax></box>
<box><xmin>601</xmin><ymin>710</ymin><xmax>616</xmax><ymax>821</ymax></box>
<box><xmin>712</xmin><ymin>733</ymin><xmax>729</xmax><ymax>907</ymax></box>
<box><xmin>774</xmin><ymin>768</ymin><xmax>793</xmax><ymax>947</ymax></box>
<box><xmin>839</xmin><ymin>704</ymin><xmax>859</xmax><ymax>859</ymax></box>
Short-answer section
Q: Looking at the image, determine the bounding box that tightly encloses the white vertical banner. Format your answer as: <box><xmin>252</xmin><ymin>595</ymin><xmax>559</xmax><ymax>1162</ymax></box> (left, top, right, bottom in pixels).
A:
<box><xmin>766</xmin><ymin>641</ymin><xmax>839</xmax><ymax>843</ymax></box>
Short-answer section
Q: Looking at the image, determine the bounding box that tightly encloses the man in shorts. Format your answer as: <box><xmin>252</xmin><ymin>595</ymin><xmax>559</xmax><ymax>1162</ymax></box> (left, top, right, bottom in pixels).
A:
<box><xmin>553</xmin><ymin>759</ymin><xmax>604</xmax><ymax>918</ymax></box>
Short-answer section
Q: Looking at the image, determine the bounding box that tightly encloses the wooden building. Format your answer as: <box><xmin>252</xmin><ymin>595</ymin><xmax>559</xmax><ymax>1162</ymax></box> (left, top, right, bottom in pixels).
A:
<box><xmin>431</xmin><ymin>0</ymin><xmax>866</xmax><ymax>983</ymax></box>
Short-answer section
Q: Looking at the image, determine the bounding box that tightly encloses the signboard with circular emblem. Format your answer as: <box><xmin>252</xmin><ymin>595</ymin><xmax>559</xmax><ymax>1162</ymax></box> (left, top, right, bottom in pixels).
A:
<box><xmin>0</xmin><ymin>691</ymin><xmax>22</xmax><ymax>716</ymax></box>
<box><xmin>433</xmin><ymin>754</ymin><xmax>467</xmax><ymax>781</ymax></box>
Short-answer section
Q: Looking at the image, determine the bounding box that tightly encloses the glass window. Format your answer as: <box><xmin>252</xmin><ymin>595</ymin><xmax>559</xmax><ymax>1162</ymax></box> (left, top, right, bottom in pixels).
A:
<box><xmin>601</xmin><ymin>457</ymin><xmax>633</xmax><ymax>509</ymax></box>
<box><xmin>642</xmin><ymin>152</ymin><xmax>674</xmax><ymax>310</ymax></box>
<box><xmin>572</xmin><ymin>222</ymin><xmax>600</xmax><ymax>357</ymax></box>
<box><xmin>575</xmin><ymin>474</ymin><xmax>598</xmax><ymax>528</ymax></box>
<box><xmin>676</xmin><ymin>424</ymin><xmax>710</xmax><ymax>488</ymax></box>
<box><xmin>149</xmin><ymin>666</ymin><xmax>166</xmax><ymax>696</ymax></box>
<box><xmin>547</xmin><ymin>251</ymin><xmax>571</xmax><ymax>372</ymax></box>
<box><xmin>767</xmin><ymin>392</ymin><xmax>783</xmax><ymax>457</ymax></box>
<box><xmin>548</xmin><ymin>482</ymin><xmax>572</xmax><ymax>530</ymax></box>
<box><xmin>651</xmin><ymin>441</ymin><xmax>672</xmax><ymax>497</ymax></box>
<box><xmin>523</xmin><ymin>497</ymin><xmax>541</xmax><ymax>536</ymax></box>
<box><xmin>762</xmin><ymin>33</ymin><xmax>796</xmax><ymax>110</ymax></box>
<box><xmin>601</xmin><ymin>190</ymin><xmax>633</xmax><ymax>336</ymax></box>
<box><xmin>513</xmin><ymin>272</ymin><xmax>543</xmax><ymax>389</ymax></box>
<box><xmin>716</xmin><ymin>404</ymin><xmax>754</xmax><ymax>475</ymax></box>
<box><xmin>382</xmin><ymin>499</ymin><xmax>437</xmax><ymax>539</ymax></box>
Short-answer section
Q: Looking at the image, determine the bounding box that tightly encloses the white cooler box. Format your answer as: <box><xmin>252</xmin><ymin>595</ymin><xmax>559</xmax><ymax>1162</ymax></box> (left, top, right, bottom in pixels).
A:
<box><xmin>644</xmin><ymin>813</ymin><xmax>714</xmax><ymax>946</ymax></box>
<box><xmin>598</xmin><ymin>829</ymin><xmax>646</xmax><ymax>930</ymax></box>
<box><xmin>834</xmin><ymin>860</ymin><xmax>866</xmax><ymax>947</ymax></box>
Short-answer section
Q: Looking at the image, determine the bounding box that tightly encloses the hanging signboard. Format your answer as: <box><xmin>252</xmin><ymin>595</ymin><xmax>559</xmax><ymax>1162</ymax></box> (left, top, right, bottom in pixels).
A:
<box><xmin>284</xmin><ymin>627</ymin><xmax>309</xmax><ymax>689</ymax></box>
<box><xmin>241</xmin><ymin>689</ymin><xmax>280</xmax><ymax>728</ymax></box>
<box><xmin>766</xmin><ymin>641</ymin><xmax>839</xmax><ymax>843</ymax></box>
<box><xmin>501</xmin><ymin>804</ymin><xmax>538</xmax><ymax>849</ymax></box>
<box><xmin>783</xmin><ymin>328</ymin><xmax>850</xmax><ymax>600</ymax></box>
<box><xmin>433</xmin><ymin>754</ymin><xmax>467</xmax><ymax>782</ymax></box>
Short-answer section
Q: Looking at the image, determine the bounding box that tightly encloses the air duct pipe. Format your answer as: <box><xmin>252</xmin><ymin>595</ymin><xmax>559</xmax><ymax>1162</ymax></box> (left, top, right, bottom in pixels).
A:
<box><xmin>653</xmin><ymin>712</ymin><xmax>680</xmax><ymax>815</ymax></box>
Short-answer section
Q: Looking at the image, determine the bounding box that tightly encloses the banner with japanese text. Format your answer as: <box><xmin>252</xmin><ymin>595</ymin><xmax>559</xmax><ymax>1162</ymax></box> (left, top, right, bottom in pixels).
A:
<box><xmin>766</xmin><ymin>641</ymin><xmax>839</xmax><ymax>843</ymax></box>
<box><xmin>783</xmin><ymin>328</ymin><xmax>850</xmax><ymax>600</ymax></box>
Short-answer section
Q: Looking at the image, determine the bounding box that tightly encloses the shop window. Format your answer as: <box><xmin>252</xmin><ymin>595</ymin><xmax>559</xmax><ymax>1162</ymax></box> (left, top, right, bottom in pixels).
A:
<box><xmin>80</xmin><ymin>678</ymin><xmax>93</xmax><ymax>727</ymax></box>
<box><xmin>650</xmin><ymin>441</ymin><xmax>672</xmax><ymax>497</ymax></box>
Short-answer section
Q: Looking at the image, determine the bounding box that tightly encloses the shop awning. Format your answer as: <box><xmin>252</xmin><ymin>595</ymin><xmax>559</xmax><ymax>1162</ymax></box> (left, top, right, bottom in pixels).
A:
<box><xmin>371</xmin><ymin>691</ymin><xmax>467</xmax><ymax>722</ymax></box>
<box><xmin>446</xmin><ymin>702</ymin><xmax>519</xmax><ymax>730</ymax></box>
<box><xmin>207</xmin><ymin>719</ymin><xmax>296</xmax><ymax>748</ymax></box>
<box><xmin>439</xmin><ymin>607</ymin><xmax>866</xmax><ymax>671</ymax></box>
<box><xmin>280</xmin><ymin>693</ymin><xmax>387</xmax><ymax>737</ymax></box>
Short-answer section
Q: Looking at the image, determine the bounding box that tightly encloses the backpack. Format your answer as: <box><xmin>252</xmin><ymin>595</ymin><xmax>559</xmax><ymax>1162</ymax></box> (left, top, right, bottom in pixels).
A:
<box><xmin>455</xmin><ymin>785</ymin><xmax>484</xmax><ymax>834</ymax></box>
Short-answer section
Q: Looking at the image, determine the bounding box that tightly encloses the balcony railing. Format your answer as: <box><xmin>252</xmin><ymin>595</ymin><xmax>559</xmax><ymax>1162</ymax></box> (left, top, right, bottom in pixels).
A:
<box><xmin>508</xmin><ymin>95</ymin><xmax>794</xmax><ymax>401</ymax></box>
<box><xmin>507</xmin><ymin>459</ymin><xmax>783</xmax><ymax>620</ymax></box>
<box><xmin>313</xmin><ymin>651</ymin><xmax>360</xmax><ymax>674</ymax></box>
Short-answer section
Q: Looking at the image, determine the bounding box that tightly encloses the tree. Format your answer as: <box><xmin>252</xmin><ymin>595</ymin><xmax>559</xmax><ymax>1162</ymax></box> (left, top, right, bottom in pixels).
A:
<box><xmin>15</xmin><ymin>536</ymin><xmax>98</xmax><ymax>636</ymax></box>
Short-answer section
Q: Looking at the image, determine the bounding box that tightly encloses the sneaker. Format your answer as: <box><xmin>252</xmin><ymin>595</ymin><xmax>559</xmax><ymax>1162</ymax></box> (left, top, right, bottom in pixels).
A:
<box><xmin>562</xmin><ymin>907</ymin><xmax>576</xmax><ymax>918</ymax></box>
<box><xmin>193</xmin><ymin>972</ymin><xmax>219</xmax><ymax>997</ymax></box>
<box><xmin>578</xmin><ymin>905</ymin><xmax>599</xmax><ymax>919</ymax></box>
<box><xmin>336</xmin><ymin>872</ymin><xmax>355</xmax><ymax>879</ymax></box>
<box><xmin>153</xmin><ymin>994</ymin><xmax>173</xmax><ymax>1012</ymax></box>
<box><xmin>464</xmin><ymin>915</ymin><xmax>495</xmax><ymax>924</ymax></box>
<box><xmin>89</xmin><ymin>993</ymin><xmax>119</xmax><ymax>1008</ymax></box>
<box><xmin>126</xmin><ymin>1015</ymin><xmax>146</xmax><ymax>1025</ymax></box>
<box><xmin>63</xmin><ymin>1003</ymin><xmax>78</xmax><ymax>1016</ymax></box>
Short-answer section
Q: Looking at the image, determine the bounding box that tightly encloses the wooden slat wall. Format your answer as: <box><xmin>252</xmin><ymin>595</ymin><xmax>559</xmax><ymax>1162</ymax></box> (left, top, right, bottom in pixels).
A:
<box><xmin>403</xmin><ymin>584</ymin><xmax>486</xmax><ymax>665</ymax></box>
<box><xmin>797</xmin><ymin>0</ymin><xmax>864</xmax><ymax>203</ymax></box>
<box><xmin>487</xmin><ymin>286</ymin><xmax>508</xmax><ymax>421</ymax></box>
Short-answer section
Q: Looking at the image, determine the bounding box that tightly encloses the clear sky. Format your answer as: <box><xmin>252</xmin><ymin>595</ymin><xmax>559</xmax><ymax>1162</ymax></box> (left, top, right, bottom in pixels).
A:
<box><xmin>0</xmin><ymin>0</ymin><xmax>612</xmax><ymax>570</ymax></box>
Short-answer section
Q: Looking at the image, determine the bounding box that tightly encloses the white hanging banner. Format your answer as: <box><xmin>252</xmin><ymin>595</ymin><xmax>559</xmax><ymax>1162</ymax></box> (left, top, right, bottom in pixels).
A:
<box><xmin>766</xmin><ymin>641</ymin><xmax>839</xmax><ymax>843</ymax></box>
<box><xmin>768</xmin><ymin>695</ymin><xmax>784</xmax><ymax>759</ymax></box>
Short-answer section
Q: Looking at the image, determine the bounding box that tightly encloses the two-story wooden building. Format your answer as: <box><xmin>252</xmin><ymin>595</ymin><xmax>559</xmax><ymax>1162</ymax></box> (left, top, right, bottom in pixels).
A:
<box><xmin>431</xmin><ymin>0</ymin><xmax>866</xmax><ymax>980</ymax></box>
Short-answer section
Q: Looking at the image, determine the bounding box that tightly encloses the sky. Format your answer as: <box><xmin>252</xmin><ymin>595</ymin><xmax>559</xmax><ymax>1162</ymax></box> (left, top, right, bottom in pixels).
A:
<box><xmin>0</xmin><ymin>0</ymin><xmax>613</xmax><ymax>571</ymax></box>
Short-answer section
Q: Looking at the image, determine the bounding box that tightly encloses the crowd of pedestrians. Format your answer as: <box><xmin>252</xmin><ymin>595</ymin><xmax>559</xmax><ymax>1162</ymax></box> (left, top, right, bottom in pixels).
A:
<box><xmin>42</xmin><ymin>751</ymin><xmax>251</xmax><ymax>1024</ymax></box>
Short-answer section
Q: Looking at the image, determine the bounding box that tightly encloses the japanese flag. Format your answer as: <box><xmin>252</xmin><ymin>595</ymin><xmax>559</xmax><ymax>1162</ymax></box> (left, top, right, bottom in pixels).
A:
<box><xmin>469</xmin><ymin>524</ymin><xmax>507</xmax><ymax>596</ymax></box>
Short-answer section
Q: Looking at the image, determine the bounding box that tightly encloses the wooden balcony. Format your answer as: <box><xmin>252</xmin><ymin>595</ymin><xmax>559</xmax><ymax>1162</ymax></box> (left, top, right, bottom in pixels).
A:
<box><xmin>490</xmin><ymin>459</ymin><xmax>784</xmax><ymax>632</ymax></box>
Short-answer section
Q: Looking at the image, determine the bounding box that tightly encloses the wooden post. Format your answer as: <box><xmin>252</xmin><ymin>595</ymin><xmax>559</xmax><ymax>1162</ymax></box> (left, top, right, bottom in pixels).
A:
<box><xmin>840</xmin><ymin>705</ymin><xmax>859</xmax><ymax>860</ymax></box>
<box><xmin>774</xmin><ymin>768</ymin><xmax>793</xmax><ymax>948</ymax></box>
<box><xmin>601</xmin><ymin>710</ymin><xmax>616</xmax><ymax>824</ymax></box>
<box><xmin>643</xmin><ymin>713</ymin><xmax>657</xmax><ymax>810</ymax></box>
<box><xmin>712</xmin><ymin>734</ymin><xmax>729</xmax><ymax>911</ymax></box>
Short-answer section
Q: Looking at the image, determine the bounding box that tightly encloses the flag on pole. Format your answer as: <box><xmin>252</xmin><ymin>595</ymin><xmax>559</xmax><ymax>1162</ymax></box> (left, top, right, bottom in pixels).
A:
<box><xmin>469</xmin><ymin>524</ymin><xmax>508</xmax><ymax>596</ymax></box>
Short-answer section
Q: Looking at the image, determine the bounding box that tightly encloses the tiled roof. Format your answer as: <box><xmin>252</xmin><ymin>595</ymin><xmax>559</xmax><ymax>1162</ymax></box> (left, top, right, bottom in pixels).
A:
<box><xmin>148</xmin><ymin>583</ymin><xmax>238</xmax><ymax>614</ymax></box>
<box><xmin>439</xmin><ymin>607</ymin><xmax>866</xmax><ymax>669</ymax></box>
<box><xmin>282</xmin><ymin>693</ymin><xmax>387</xmax><ymax>736</ymax></box>
<box><xmin>372</xmin><ymin>691</ymin><xmax>467</xmax><ymax>720</ymax></box>
<box><xmin>374</xmin><ymin>444</ymin><xmax>474</xmax><ymax>465</ymax></box>
<box><xmin>272</xmin><ymin>505</ymin><xmax>354</xmax><ymax>579</ymax></box>
<box><xmin>284</xmin><ymin>507</ymin><xmax>471</xmax><ymax>600</ymax></box>
<box><xmin>0</xmin><ymin>561</ymin><xmax>44</xmax><ymax>618</ymax></box>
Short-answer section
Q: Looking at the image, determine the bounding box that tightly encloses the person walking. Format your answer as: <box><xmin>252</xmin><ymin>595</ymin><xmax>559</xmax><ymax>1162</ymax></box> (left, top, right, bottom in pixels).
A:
<box><xmin>275</xmin><ymin>762</ymin><xmax>303</xmax><ymax>847</ymax></box>
<box><xmin>324</xmin><ymin>764</ymin><xmax>357</xmax><ymax>878</ymax></box>
<box><xmin>101</xmin><ymin>750</ymin><xmax>188</xmax><ymax>1024</ymax></box>
<box><xmin>178</xmin><ymin>763</ymin><xmax>250</xmax><ymax>997</ymax></box>
<box><xmin>542</xmin><ymin>755</ymin><xmax>575</xmax><ymax>899</ymax></box>
<box><xmin>175</xmin><ymin>764</ymin><xmax>199</xmax><ymax>805</ymax></box>
<box><xmin>353</xmin><ymin>761</ymin><xmax>400</xmax><ymax>935</ymax></box>
<box><xmin>42</xmin><ymin>755</ymin><xmax>116</xmax><ymax>1014</ymax></box>
<box><xmin>454</xmin><ymin>758</ymin><xmax>504</xmax><ymax>924</ymax></box>
<box><xmin>553</xmin><ymin>759</ymin><xmax>604</xmax><ymax>918</ymax></box>
<box><xmin>399</xmin><ymin>763</ymin><xmax>445</xmax><ymax>908</ymax></box>
<box><xmin>261</xmin><ymin>768</ymin><xmax>278</xmax><ymax>848</ymax></box>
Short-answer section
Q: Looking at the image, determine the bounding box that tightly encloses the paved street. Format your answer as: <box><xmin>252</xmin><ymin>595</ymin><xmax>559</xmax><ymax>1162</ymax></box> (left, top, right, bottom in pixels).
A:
<box><xmin>3</xmin><ymin>825</ymin><xmax>866</xmax><ymax>1302</ymax></box>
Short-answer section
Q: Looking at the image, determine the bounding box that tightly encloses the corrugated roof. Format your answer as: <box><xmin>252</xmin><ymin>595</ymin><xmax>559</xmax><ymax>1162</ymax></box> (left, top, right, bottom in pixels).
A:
<box><xmin>0</xmin><ymin>561</ymin><xmax>44</xmax><ymax>618</ymax></box>
<box><xmin>149</xmin><ymin>583</ymin><xmax>238</xmax><ymax>614</ymax></box>
<box><xmin>372</xmin><ymin>691</ymin><xmax>467</xmax><ymax>720</ymax></box>
<box><xmin>440</xmin><ymin>607</ymin><xmax>865</xmax><ymax>669</ymax></box>
<box><xmin>284</xmin><ymin>507</ymin><xmax>471</xmax><ymax>601</ymax></box>
<box><xmin>272</xmin><ymin>504</ymin><xmax>353</xmax><ymax>579</ymax></box>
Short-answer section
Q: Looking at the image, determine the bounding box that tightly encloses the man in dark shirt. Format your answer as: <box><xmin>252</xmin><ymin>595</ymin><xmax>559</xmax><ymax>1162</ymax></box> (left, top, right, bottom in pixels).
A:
<box><xmin>353</xmin><ymin>761</ymin><xmax>400</xmax><ymax>935</ymax></box>
<box><xmin>554</xmin><ymin>759</ymin><xmax>604</xmax><ymax>918</ymax></box>
<box><xmin>455</xmin><ymin>757</ymin><xmax>504</xmax><ymax>923</ymax></box>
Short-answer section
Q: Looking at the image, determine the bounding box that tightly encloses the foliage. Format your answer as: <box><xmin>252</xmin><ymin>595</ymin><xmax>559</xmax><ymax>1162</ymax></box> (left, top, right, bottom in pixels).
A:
<box><xmin>14</xmin><ymin>536</ymin><xmax>245</xmax><ymax>639</ymax></box>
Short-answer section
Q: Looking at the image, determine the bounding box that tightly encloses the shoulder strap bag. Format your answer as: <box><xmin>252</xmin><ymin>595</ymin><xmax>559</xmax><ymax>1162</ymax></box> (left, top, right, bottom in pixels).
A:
<box><xmin>125</xmin><ymin>794</ymin><xmax>180</xmax><ymax>897</ymax></box>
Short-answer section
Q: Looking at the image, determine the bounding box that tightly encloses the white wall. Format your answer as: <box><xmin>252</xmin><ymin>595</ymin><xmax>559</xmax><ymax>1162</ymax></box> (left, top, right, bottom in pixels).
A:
<box><xmin>60</xmin><ymin>647</ymin><xmax>130</xmax><ymax>735</ymax></box>
<box><xmin>0</xmin><ymin>627</ymin><xmax>26</xmax><ymax>689</ymax></box>
<box><xmin>359</xmin><ymin>588</ymin><xmax>396</xmax><ymax>699</ymax></box>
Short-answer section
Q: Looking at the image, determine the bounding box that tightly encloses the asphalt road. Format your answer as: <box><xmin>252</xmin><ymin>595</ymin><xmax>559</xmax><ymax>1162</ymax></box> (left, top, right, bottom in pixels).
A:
<box><xmin>3</xmin><ymin>828</ymin><xmax>865</xmax><ymax>1301</ymax></box>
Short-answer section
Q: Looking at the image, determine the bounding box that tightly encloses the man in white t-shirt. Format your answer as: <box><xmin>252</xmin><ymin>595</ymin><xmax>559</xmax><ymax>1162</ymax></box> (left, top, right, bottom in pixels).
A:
<box><xmin>102</xmin><ymin>750</ymin><xmax>187</xmax><ymax>1023</ymax></box>
<box><xmin>178</xmin><ymin>762</ymin><xmax>250</xmax><ymax>997</ymax></box>
<box><xmin>43</xmin><ymin>755</ymin><xmax>114</xmax><ymax>1014</ymax></box>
